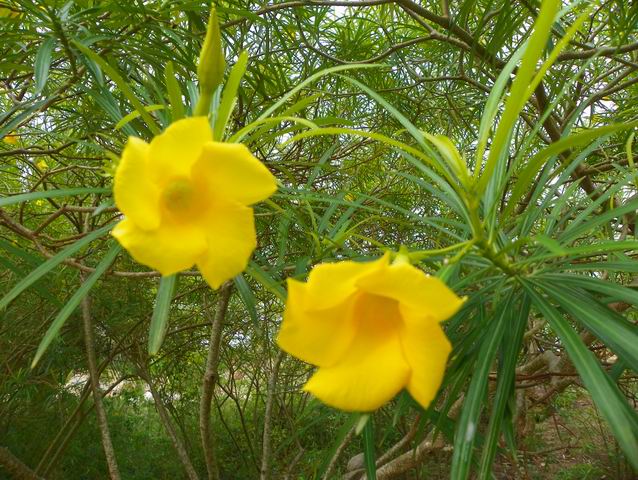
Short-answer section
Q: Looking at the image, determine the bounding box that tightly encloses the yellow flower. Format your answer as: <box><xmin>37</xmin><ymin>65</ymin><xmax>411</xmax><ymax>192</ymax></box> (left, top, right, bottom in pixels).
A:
<box><xmin>4</xmin><ymin>134</ymin><xmax>18</xmax><ymax>144</ymax></box>
<box><xmin>277</xmin><ymin>253</ymin><xmax>464</xmax><ymax>412</ymax></box>
<box><xmin>111</xmin><ymin>116</ymin><xmax>277</xmax><ymax>288</ymax></box>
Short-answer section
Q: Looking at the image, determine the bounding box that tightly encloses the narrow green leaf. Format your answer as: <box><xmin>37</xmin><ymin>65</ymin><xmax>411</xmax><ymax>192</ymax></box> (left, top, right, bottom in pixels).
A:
<box><xmin>35</xmin><ymin>37</ymin><xmax>55</xmax><ymax>93</ymax></box>
<box><xmin>523</xmin><ymin>281</ymin><xmax>638</xmax><ymax>469</ymax></box>
<box><xmin>215</xmin><ymin>50</ymin><xmax>248</xmax><ymax>140</ymax></box>
<box><xmin>362</xmin><ymin>418</ymin><xmax>377</xmax><ymax>480</ymax></box>
<box><xmin>524</xmin><ymin>7</ymin><xmax>591</xmax><ymax>99</ymax></box>
<box><xmin>233</xmin><ymin>274</ymin><xmax>258</xmax><ymax>327</ymax></box>
<box><xmin>283</xmin><ymin>127</ymin><xmax>445</xmax><ymax>175</ymax></box>
<box><xmin>148</xmin><ymin>274</ymin><xmax>177</xmax><ymax>355</ymax></box>
<box><xmin>0</xmin><ymin>99</ymin><xmax>48</xmax><ymax>139</ymax></box>
<box><xmin>165</xmin><ymin>60</ymin><xmax>185</xmax><ymax>121</ymax></box>
<box><xmin>0</xmin><ymin>187</ymin><xmax>110</xmax><ymax>208</ymax></box>
<box><xmin>0</xmin><ymin>223</ymin><xmax>114</xmax><ymax>310</ymax></box>
<box><xmin>535</xmin><ymin>281</ymin><xmax>638</xmax><ymax>373</ymax></box>
<box><xmin>537</xmin><ymin>273</ymin><xmax>638</xmax><ymax>306</ymax></box>
<box><xmin>450</xmin><ymin>294</ymin><xmax>513</xmax><ymax>480</ymax></box>
<box><xmin>229</xmin><ymin>115</ymin><xmax>318</xmax><ymax>144</ymax></box>
<box><xmin>0</xmin><ymin>238</ymin><xmax>48</xmax><ymax>267</ymax></box>
<box><xmin>281</xmin><ymin>93</ymin><xmax>322</xmax><ymax>117</ymax></box>
<box><xmin>246</xmin><ymin>262</ymin><xmax>286</xmax><ymax>301</ymax></box>
<box><xmin>560</xmin><ymin>186</ymin><xmax>638</xmax><ymax>243</ymax></box>
<box><xmin>523</xmin><ymin>240</ymin><xmax>638</xmax><ymax>264</ymax></box>
<box><xmin>566</xmin><ymin>261</ymin><xmax>638</xmax><ymax>273</ymax></box>
<box><xmin>503</xmin><ymin>122</ymin><xmax>638</xmax><ymax>219</ymax></box>
<box><xmin>610</xmin><ymin>359</ymin><xmax>626</xmax><ymax>382</ymax></box>
<box><xmin>115</xmin><ymin>104</ymin><xmax>164</xmax><ymax>130</ymax></box>
<box><xmin>73</xmin><ymin>40</ymin><xmax>161</xmax><ymax>135</ymax></box>
<box><xmin>626</xmin><ymin>131</ymin><xmax>638</xmax><ymax>189</ymax></box>
<box><xmin>477</xmin><ymin>0</ymin><xmax>560</xmax><ymax>193</ymax></box>
<box><xmin>423</xmin><ymin>132</ymin><xmax>468</xmax><ymax>184</ymax></box>
<box><xmin>305</xmin><ymin>144</ymin><xmax>336</xmax><ymax>188</ymax></box>
<box><xmin>338</xmin><ymin>76</ymin><xmax>429</xmax><ymax>149</ymax></box>
<box><xmin>31</xmin><ymin>244</ymin><xmax>121</xmax><ymax>368</ymax></box>
<box><xmin>478</xmin><ymin>296</ymin><xmax>530</xmax><ymax>478</ymax></box>
<box><xmin>534</xmin><ymin>235</ymin><xmax>567</xmax><ymax>256</ymax></box>
<box><xmin>255</xmin><ymin>64</ymin><xmax>379</xmax><ymax>123</ymax></box>
<box><xmin>475</xmin><ymin>41</ymin><xmax>527</xmax><ymax>169</ymax></box>
<box><xmin>0</xmin><ymin>243</ymin><xmax>60</xmax><ymax>306</ymax></box>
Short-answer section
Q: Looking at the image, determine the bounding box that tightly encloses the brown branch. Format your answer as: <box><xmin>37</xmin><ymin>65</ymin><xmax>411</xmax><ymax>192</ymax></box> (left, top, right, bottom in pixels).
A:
<box><xmin>0</xmin><ymin>447</ymin><xmax>44</xmax><ymax>480</ymax></box>
<box><xmin>321</xmin><ymin>427</ymin><xmax>355</xmax><ymax>480</ymax></box>
<box><xmin>221</xmin><ymin>0</ymin><xmax>395</xmax><ymax>28</ymax></box>
<box><xmin>260</xmin><ymin>350</ymin><xmax>285</xmax><ymax>480</ymax></box>
<box><xmin>376</xmin><ymin>414</ymin><xmax>421</xmax><ymax>466</ymax></box>
<box><xmin>557</xmin><ymin>41</ymin><xmax>638</xmax><ymax>61</ymax></box>
<box><xmin>138</xmin><ymin>365</ymin><xmax>200</xmax><ymax>480</ymax></box>
<box><xmin>0</xmin><ymin>141</ymin><xmax>76</xmax><ymax>157</ymax></box>
<box><xmin>396</xmin><ymin>0</ymin><xmax>506</xmax><ymax>69</ymax></box>
<box><xmin>200</xmin><ymin>284</ymin><xmax>233</xmax><ymax>480</ymax></box>
<box><xmin>296</xmin><ymin>21</ymin><xmax>438</xmax><ymax>65</ymax></box>
<box><xmin>39</xmin><ymin>375</ymin><xmax>135</xmax><ymax>478</ymax></box>
<box><xmin>80</xmin><ymin>284</ymin><xmax>121</xmax><ymax>480</ymax></box>
<box><xmin>397</xmin><ymin>0</ymin><xmax>606</xmax><ymax>203</ymax></box>
<box><xmin>0</xmin><ymin>209</ymin><xmax>203</xmax><ymax>278</ymax></box>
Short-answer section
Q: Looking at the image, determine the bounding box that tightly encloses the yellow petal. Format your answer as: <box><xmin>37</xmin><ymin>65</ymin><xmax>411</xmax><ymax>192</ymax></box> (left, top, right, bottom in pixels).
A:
<box><xmin>357</xmin><ymin>261</ymin><xmax>464</xmax><ymax>322</ymax></box>
<box><xmin>399</xmin><ymin>322</ymin><xmax>451</xmax><ymax>409</ymax></box>
<box><xmin>277</xmin><ymin>279</ymin><xmax>357</xmax><ymax>367</ymax></box>
<box><xmin>192</xmin><ymin>142</ymin><xmax>277</xmax><ymax>206</ymax></box>
<box><xmin>303</xmin><ymin>254</ymin><xmax>387</xmax><ymax>310</ymax></box>
<box><xmin>303</xmin><ymin>292</ymin><xmax>410</xmax><ymax>411</ymax></box>
<box><xmin>303</xmin><ymin>329</ymin><xmax>409</xmax><ymax>412</ymax></box>
<box><xmin>148</xmin><ymin>117</ymin><xmax>212</xmax><ymax>184</ymax></box>
<box><xmin>196</xmin><ymin>202</ymin><xmax>256</xmax><ymax>289</ymax></box>
<box><xmin>112</xmin><ymin>217</ymin><xmax>206</xmax><ymax>275</ymax></box>
<box><xmin>113</xmin><ymin>137</ymin><xmax>161</xmax><ymax>230</ymax></box>
<box><xmin>3</xmin><ymin>134</ymin><xmax>18</xmax><ymax>144</ymax></box>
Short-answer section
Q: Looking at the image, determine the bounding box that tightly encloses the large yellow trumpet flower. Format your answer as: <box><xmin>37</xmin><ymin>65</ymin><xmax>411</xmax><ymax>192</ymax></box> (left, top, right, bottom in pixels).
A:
<box><xmin>278</xmin><ymin>254</ymin><xmax>464</xmax><ymax>411</ymax></box>
<box><xmin>112</xmin><ymin>116</ymin><xmax>277</xmax><ymax>288</ymax></box>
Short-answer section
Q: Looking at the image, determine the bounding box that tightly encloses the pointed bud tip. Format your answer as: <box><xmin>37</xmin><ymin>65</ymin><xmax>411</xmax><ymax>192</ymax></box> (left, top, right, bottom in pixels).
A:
<box><xmin>197</xmin><ymin>5</ymin><xmax>226</xmax><ymax>93</ymax></box>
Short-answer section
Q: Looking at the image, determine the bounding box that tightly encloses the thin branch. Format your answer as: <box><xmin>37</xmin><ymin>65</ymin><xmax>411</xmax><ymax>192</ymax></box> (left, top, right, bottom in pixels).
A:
<box><xmin>200</xmin><ymin>284</ymin><xmax>233</xmax><ymax>480</ymax></box>
<box><xmin>321</xmin><ymin>427</ymin><xmax>355</xmax><ymax>480</ymax></box>
<box><xmin>138</xmin><ymin>365</ymin><xmax>200</xmax><ymax>480</ymax></box>
<box><xmin>221</xmin><ymin>0</ymin><xmax>395</xmax><ymax>28</ymax></box>
<box><xmin>0</xmin><ymin>447</ymin><xmax>44</xmax><ymax>480</ymax></box>
<box><xmin>557</xmin><ymin>41</ymin><xmax>638</xmax><ymax>61</ymax></box>
<box><xmin>80</xmin><ymin>286</ymin><xmax>121</xmax><ymax>480</ymax></box>
<box><xmin>260</xmin><ymin>350</ymin><xmax>285</xmax><ymax>480</ymax></box>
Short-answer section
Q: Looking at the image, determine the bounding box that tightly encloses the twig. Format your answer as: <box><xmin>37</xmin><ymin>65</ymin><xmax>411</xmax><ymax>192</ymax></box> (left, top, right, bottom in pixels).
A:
<box><xmin>80</xmin><ymin>285</ymin><xmax>121</xmax><ymax>480</ymax></box>
<box><xmin>321</xmin><ymin>427</ymin><xmax>355</xmax><ymax>480</ymax></box>
<box><xmin>200</xmin><ymin>284</ymin><xmax>233</xmax><ymax>480</ymax></box>
<box><xmin>0</xmin><ymin>447</ymin><xmax>44</xmax><ymax>480</ymax></box>
<box><xmin>138</xmin><ymin>364</ymin><xmax>200</xmax><ymax>480</ymax></box>
<box><xmin>260</xmin><ymin>350</ymin><xmax>285</xmax><ymax>480</ymax></box>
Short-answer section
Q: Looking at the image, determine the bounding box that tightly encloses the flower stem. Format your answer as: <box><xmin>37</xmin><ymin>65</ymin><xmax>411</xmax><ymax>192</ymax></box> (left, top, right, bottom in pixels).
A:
<box><xmin>194</xmin><ymin>91</ymin><xmax>212</xmax><ymax>117</ymax></box>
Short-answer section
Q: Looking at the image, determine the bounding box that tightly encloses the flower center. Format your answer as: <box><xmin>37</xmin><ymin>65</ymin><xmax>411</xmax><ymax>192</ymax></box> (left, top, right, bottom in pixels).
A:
<box><xmin>161</xmin><ymin>177</ymin><xmax>199</xmax><ymax>218</ymax></box>
<box><xmin>353</xmin><ymin>292</ymin><xmax>403</xmax><ymax>336</ymax></box>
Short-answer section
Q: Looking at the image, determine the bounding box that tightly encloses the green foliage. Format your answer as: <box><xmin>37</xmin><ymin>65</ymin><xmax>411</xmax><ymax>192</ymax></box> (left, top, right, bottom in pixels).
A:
<box><xmin>1</xmin><ymin>0</ymin><xmax>637</xmax><ymax>478</ymax></box>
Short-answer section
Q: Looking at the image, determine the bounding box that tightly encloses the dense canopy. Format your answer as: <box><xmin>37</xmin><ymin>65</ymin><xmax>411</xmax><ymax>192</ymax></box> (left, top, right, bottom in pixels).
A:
<box><xmin>1</xmin><ymin>1</ymin><xmax>637</xmax><ymax>479</ymax></box>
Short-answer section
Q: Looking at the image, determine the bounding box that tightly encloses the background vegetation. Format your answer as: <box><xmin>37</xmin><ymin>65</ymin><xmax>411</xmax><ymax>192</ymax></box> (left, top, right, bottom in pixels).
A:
<box><xmin>1</xmin><ymin>0</ymin><xmax>637</xmax><ymax>478</ymax></box>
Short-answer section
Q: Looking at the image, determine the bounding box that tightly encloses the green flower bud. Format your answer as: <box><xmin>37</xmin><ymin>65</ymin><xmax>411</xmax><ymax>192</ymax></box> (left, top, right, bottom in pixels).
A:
<box><xmin>423</xmin><ymin>132</ymin><xmax>470</xmax><ymax>187</ymax></box>
<box><xmin>197</xmin><ymin>6</ymin><xmax>225</xmax><ymax>94</ymax></box>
